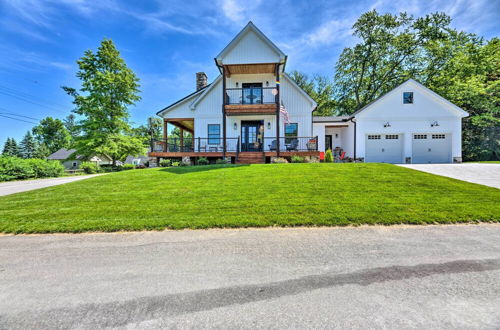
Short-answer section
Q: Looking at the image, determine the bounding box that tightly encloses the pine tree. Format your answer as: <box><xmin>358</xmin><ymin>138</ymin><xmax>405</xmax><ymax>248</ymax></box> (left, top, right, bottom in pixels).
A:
<box><xmin>20</xmin><ymin>131</ymin><xmax>37</xmax><ymax>159</ymax></box>
<box><xmin>2</xmin><ymin>138</ymin><xmax>21</xmax><ymax>157</ymax></box>
<box><xmin>2</xmin><ymin>138</ymin><xmax>11</xmax><ymax>156</ymax></box>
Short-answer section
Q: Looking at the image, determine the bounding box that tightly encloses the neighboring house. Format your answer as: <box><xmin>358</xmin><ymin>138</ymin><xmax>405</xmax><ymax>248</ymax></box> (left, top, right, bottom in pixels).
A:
<box><xmin>313</xmin><ymin>79</ymin><xmax>469</xmax><ymax>163</ymax></box>
<box><xmin>47</xmin><ymin>148</ymin><xmax>113</xmax><ymax>169</ymax></box>
<box><xmin>124</xmin><ymin>155</ymin><xmax>149</xmax><ymax>166</ymax></box>
<box><xmin>150</xmin><ymin>21</ymin><xmax>468</xmax><ymax>164</ymax></box>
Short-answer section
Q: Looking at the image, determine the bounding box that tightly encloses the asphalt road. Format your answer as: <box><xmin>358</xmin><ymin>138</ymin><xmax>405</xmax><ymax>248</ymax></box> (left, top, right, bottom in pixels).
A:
<box><xmin>399</xmin><ymin>163</ymin><xmax>500</xmax><ymax>189</ymax></box>
<box><xmin>0</xmin><ymin>225</ymin><xmax>499</xmax><ymax>329</ymax></box>
<box><xmin>0</xmin><ymin>174</ymin><xmax>102</xmax><ymax>196</ymax></box>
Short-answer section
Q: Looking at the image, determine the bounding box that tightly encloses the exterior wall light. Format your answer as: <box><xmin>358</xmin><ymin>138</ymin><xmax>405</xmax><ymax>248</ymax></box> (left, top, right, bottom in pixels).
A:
<box><xmin>266</xmin><ymin>81</ymin><xmax>269</xmax><ymax>86</ymax></box>
<box><xmin>267</xmin><ymin>122</ymin><xmax>271</xmax><ymax>129</ymax></box>
<box><xmin>235</xmin><ymin>82</ymin><xmax>239</xmax><ymax>87</ymax></box>
<box><xmin>234</xmin><ymin>122</ymin><xmax>237</xmax><ymax>130</ymax></box>
<box><xmin>431</xmin><ymin>121</ymin><xmax>439</xmax><ymax>127</ymax></box>
<box><xmin>383</xmin><ymin>122</ymin><xmax>391</xmax><ymax>128</ymax></box>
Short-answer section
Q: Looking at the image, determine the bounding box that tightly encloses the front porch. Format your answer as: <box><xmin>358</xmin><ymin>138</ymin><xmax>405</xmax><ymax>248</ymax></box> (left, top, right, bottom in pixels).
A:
<box><xmin>149</xmin><ymin>136</ymin><xmax>319</xmax><ymax>163</ymax></box>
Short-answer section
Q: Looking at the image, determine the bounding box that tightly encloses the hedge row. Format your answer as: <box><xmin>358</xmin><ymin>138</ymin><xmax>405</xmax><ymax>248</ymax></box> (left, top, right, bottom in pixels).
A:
<box><xmin>0</xmin><ymin>156</ymin><xmax>65</xmax><ymax>182</ymax></box>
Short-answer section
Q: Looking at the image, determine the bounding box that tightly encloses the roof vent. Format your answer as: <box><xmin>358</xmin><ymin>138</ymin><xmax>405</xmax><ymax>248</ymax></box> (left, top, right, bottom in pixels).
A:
<box><xmin>196</xmin><ymin>72</ymin><xmax>207</xmax><ymax>91</ymax></box>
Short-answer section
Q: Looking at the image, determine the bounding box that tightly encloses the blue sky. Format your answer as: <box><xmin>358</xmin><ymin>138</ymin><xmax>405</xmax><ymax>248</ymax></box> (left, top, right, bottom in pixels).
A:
<box><xmin>1</xmin><ymin>0</ymin><xmax>498</xmax><ymax>145</ymax></box>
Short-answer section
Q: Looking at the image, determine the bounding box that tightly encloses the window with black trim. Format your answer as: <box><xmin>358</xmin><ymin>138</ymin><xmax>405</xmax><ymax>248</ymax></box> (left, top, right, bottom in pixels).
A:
<box><xmin>385</xmin><ymin>135</ymin><xmax>399</xmax><ymax>139</ymax></box>
<box><xmin>403</xmin><ymin>92</ymin><xmax>413</xmax><ymax>104</ymax></box>
<box><xmin>432</xmin><ymin>134</ymin><xmax>446</xmax><ymax>139</ymax></box>
<box><xmin>285</xmin><ymin>123</ymin><xmax>298</xmax><ymax>143</ymax></box>
<box><xmin>368</xmin><ymin>135</ymin><xmax>381</xmax><ymax>140</ymax></box>
<box><xmin>414</xmin><ymin>134</ymin><xmax>427</xmax><ymax>139</ymax></box>
<box><xmin>208</xmin><ymin>124</ymin><xmax>220</xmax><ymax>145</ymax></box>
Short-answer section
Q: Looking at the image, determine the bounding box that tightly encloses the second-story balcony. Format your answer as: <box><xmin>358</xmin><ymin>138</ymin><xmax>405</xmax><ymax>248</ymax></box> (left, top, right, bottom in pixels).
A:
<box><xmin>224</xmin><ymin>87</ymin><xmax>277</xmax><ymax>115</ymax></box>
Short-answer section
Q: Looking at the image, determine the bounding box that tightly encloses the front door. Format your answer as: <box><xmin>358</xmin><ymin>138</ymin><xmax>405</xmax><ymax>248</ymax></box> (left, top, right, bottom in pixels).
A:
<box><xmin>241</xmin><ymin>121</ymin><xmax>264</xmax><ymax>151</ymax></box>
<box><xmin>325</xmin><ymin>135</ymin><xmax>332</xmax><ymax>151</ymax></box>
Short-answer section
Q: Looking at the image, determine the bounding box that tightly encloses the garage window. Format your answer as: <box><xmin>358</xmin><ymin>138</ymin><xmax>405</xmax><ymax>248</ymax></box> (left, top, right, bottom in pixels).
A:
<box><xmin>403</xmin><ymin>92</ymin><xmax>413</xmax><ymax>104</ymax></box>
<box><xmin>432</xmin><ymin>134</ymin><xmax>446</xmax><ymax>139</ymax></box>
<box><xmin>385</xmin><ymin>135</ymin><xmax>399</xmax><ymax>139</ymax></box>
<box><xmin>368</xmin><ymin>135</ymin><xmax>381</xmax><ymax>140</ymax></box>
<box><xmin>414</xmin><ymin>134</ymin><xmax>427</xmax><ymax>139</ymax></box>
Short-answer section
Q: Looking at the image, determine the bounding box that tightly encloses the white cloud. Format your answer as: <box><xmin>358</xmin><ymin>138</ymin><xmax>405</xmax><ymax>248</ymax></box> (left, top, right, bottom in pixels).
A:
<box><xmin>304</xmin><ymin>19</ymin><xmax>353</xmax><ymax>47</ymax></box>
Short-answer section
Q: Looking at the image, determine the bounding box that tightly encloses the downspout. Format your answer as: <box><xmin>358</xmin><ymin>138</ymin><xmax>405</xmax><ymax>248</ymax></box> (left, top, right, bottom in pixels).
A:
<box><xmin>349</xmin><ymin>117</ymin><xmax>356</xmax><ymax>160</ymax></box>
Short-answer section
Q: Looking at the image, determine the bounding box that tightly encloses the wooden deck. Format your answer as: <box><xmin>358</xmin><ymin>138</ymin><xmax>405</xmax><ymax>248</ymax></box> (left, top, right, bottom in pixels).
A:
<box><xmin>224</xmin><ymin>103</ymin><xmax>276</xmax><ymax>115</ymax></box>
<box><xmin>149</xmin><ymin>151</ymin><xmax>320</xmax><ymax>158</ymax></box>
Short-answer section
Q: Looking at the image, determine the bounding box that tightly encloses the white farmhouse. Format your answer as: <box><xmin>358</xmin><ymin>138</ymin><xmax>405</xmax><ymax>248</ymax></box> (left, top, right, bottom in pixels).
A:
<box><xmin>151</xmin><ymin>22</ymin><xmax>468</xmax><ymax>164</ymax></box>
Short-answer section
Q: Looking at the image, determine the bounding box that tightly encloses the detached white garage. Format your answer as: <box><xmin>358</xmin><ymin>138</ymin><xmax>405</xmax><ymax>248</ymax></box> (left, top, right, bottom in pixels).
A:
<box><xmin>351</xmin><ymin>79</ymin><xmax>468</xmax><ymax>164</ymax></box>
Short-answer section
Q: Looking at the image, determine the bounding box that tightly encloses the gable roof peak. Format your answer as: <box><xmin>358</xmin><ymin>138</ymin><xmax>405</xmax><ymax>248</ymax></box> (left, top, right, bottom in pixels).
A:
<box><xmin>215</xmin><ymin>21</ymin><xmax>286</xmax><ymax>65</ymax></box>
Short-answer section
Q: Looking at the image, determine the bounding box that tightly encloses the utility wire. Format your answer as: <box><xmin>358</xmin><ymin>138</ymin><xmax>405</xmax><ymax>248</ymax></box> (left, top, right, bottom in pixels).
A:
<box><xmin>0</xmin><ymin>89</ymin><xmax>67</xmax><ymax>114</ymax></box>
<box><xmin>0</xmin><ymin>114</ymin><xmax>38</xmax><ymax>124</ymax></box>
<box><xmin>0</xmin><ymin>84</ymin><xmax>68</xmax><ymax>108</ymax></box>
<box><xmin>0</xmin><ymin>110</ymin><xmax>41</xmax><ymax>121</ymax></box>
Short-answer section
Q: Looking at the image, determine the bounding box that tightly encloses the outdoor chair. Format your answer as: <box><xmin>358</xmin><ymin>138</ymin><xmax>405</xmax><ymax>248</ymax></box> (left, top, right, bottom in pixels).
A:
<box><xmin>286</xmin><ymin>139</ymin><xmax>299</xmax><ymax>151</ymax></box>
<box><xmin>269</xmin><ymin>139</ymin><xmax>277</xmax><ymax>151</ymax></box>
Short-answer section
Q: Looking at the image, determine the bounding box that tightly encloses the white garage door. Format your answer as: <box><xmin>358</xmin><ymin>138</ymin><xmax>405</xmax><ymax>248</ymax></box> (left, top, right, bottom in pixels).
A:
<box><xmin>412</xmin><ymin>133</ymin><xmax>451</xmax><ymax>163</ymax></box>
<box><xmin>365</xmin><ymin>134</ymin><xmax>403</xmax><ymax>163</ymax></box>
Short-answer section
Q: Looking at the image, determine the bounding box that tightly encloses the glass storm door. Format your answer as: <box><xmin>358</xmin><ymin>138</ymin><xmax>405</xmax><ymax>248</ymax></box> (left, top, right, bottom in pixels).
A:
<box><xmin>241</xmin><ymin>121</ymin><xmax>263</xmax><ymax>151</ymax></box>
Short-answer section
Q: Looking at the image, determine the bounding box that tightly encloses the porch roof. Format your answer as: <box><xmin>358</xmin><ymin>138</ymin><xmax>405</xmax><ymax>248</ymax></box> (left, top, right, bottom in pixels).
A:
<box><xmin>313</xmin><ymin>116</ymin><xmax>350</xmax><ymax>123</ymax></box>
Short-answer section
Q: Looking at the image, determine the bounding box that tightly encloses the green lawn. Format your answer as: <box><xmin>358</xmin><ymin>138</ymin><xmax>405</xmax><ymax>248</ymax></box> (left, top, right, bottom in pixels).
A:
<box><xmin>0</xmin><ymin>163</ymin><xmax>498</xmax><ymax>233</ymax></box>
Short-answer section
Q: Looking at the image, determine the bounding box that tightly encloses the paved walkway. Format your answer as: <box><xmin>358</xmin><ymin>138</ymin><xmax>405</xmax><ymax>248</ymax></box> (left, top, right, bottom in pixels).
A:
<box><xmin>0</xmin><ymin>174</ymin><xmax>102</xmax><ymax>196</ymax></box>
<box><xmin>399</xmin><ymin>163</ymin><xmax>500</xmax><ymax>189</ymax></box>
<box><xmin>0</xmin><ymin>225</ymin><xmax>499</xmax><ymax>329</ymax></box>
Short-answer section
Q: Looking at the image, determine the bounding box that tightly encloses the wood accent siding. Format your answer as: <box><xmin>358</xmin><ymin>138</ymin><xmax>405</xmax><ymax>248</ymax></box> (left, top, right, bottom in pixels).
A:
<box><xmin>224</xmin><ymin>103</ymin><xmax>276</xmax><ymax>115</ymax></box>
<box><xmin>225</xmin><ymin>63</ymin><xmax>276</xmax><ymax>76</ymax></box>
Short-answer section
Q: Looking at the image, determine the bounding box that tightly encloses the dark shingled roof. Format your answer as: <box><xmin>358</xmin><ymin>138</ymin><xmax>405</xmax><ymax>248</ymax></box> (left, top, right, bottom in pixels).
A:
<box><xmin>47</xmin><ymin>148</ymin><xmax>79</xmax><ymax>160</ymax></box>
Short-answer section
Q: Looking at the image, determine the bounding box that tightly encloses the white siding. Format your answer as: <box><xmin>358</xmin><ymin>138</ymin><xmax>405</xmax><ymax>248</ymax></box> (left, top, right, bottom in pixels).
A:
<box><xmin>158</xmin><ymin>95</ymin><xmax>196</xmax><ymax>119</ymax></box>
<box><xmin>226</xmin><ymin>73</ymin><xmax>276</xmax><ymax>88</ymax></box>
<box><xmin>194</xmin><ymin>79</ymin><xmax>223</xmax><ymax>138</ymax></box>
<box><xmin>222</xmin><ymin>30</ymin><xmax>281</xmax><ymax>65</ymax></box>
<box><xmin>355</xmin><ymin>81</ymin><xmax>465</xmax><ymax>162</ymax></box>
<box><xmin>313</xmin><ymin>122</ymin><xmax>355</xmax><ymax>157</ymax></box>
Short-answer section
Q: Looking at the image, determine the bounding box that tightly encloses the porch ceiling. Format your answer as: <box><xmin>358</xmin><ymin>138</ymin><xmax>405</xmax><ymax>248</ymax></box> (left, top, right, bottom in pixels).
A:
<box><xmin>165</xmin><ymin>118</ymin><xmax>194</xmax><ymax>133</ymax></box>
<box><xmin>224</xmin><ymin>63</ymin><xmax>277</xmax><ymax>76</ymax></box>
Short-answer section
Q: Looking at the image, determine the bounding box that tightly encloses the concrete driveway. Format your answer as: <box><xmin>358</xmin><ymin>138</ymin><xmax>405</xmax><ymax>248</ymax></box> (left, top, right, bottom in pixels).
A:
<box><xmin>0</xmin><ymin>174</ymin><xmax>102</xmax><ymax>196</ymax></box>
<box><xmin>399</xmin><ymin>163</ymin><xmax>500</xmax><ymax>188</ymax></box>
<box><xmin>1</xmin><ymin>225</ymin><xmax>499</xmax><ymax>329</ymax></box>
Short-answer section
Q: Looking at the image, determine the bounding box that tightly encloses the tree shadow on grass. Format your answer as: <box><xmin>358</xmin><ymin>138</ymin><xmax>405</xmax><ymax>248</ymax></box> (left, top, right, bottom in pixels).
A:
<box><xmin>159</xmin><ymin>164</ymin><xmax>250</xmax><ymax>175</ymax></box>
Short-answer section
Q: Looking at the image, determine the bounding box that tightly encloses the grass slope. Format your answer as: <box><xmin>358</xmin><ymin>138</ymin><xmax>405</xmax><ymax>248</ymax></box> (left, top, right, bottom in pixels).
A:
<box><xmin>0</xmin><ymin>164</ymin><xmax>498</xmax><ymax>233</ymax></box>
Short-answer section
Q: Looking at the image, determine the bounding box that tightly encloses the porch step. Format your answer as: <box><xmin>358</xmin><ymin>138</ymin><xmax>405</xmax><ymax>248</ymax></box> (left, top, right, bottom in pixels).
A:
<box><xmin>236</xmin><ymin>152</ymin><xmax>265</xmax><ymax>164</ymax></box>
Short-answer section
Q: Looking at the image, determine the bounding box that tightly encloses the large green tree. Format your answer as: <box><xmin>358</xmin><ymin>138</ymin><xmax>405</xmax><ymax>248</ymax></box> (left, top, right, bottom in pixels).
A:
<box><xmin>334</xmin><ymin>10</ymin><xmax>451</xmax><ymax>113</ymax></box>
<box><xmin>333</xmin><ymin>10</ymin><xmax>499</xmax><ymax>160</ymax></box>
<box><xmin>288</xmin><ymin>71</ymin><xmax>336</xmax><ymax>116</ymax></box>
<box><xmin>32</xmin><ymin>117</ymin><xmax>71</xmax><ymax>154</ymax></box>
<box><xmin>63</xmin><ymin>39</ymin><xmax>143</xmax><ymax>165</ymax></box>
<box><xmin>20</xmin><ymin>131</ymin><xmax>37</xmax><ymax>159</ymax></box>
<box><xmin>63</xmin><ymin>114</ymin><xmax>80</xmax><ymax>142</ymax></box>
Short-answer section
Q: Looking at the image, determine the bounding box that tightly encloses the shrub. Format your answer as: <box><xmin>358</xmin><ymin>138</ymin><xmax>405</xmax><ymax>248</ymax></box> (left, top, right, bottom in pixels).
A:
<box><xmin>216</xmin><ymin>158</ymin><xmax>228</xmax><ymax>164</ymax></box>
<box><xmin>198</xmin><ymin>157</ymin><xmax>209</xmax><ymax>165</ymax></box>
<box><xmin>0</xmin><ymin>156</ymin><xmax>64</xmax><ymax>181</ymax></box>
<box><xmin>272</xmin><ymin>157</ymin><xmax>288</xmax><ymax>164</ymax></box>
<box><xmin>325</xmin><ymin>149</ymin><xmax>333</xmax><ymax>163</ymax></box>
<box><xmin>171</xmin><ymin>161</ymin><xmax>180</xmax><ymax>167</ymax></box>
<box><xmin>159</xmin><ymin>159</ymin><xmax>171</xmax><ymax>167</ymax></box>
<box><xmin>136</xmin><ymin>165</ymin><xmax>146</xmax><ymax>169</ymax></box>
<box><xmin>80</xmin><ymin>161</ymin><xmax>99</xmax><ymax>174</ymax></box>
<box><xmin>122</xmin><ymin>164</ymin><xmax>135</xmax><ymax>170</ymax></box>
<box><xmin>0</xmin><ymin>156</ymin><xmax>35</xmax><ymax>181</ymax></box>
<box><xmin>291</xmin><ymin>155</ymin><xmax>305</xmax><ymax>163</ymax></box>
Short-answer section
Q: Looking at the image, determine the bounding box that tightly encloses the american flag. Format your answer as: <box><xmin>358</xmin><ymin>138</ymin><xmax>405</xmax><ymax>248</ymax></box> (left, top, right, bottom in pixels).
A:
<box><xmin>280</xmin><ymin>102</ymin><xmax>290</xmax><ymax>124</ymax></box>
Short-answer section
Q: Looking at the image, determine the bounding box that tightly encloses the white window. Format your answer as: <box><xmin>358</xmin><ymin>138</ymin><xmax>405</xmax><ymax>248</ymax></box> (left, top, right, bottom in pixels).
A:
<box><xmin>368</xmin><ymin>135</ymin><xmax>381</xmax><ymax>140</ymax></box>
<box><xmin>432</xmin><ymin>134</ymin><xmax>446</xmax><ymax>139</ymax></box>
<box><xmin>414</xmin><ymin>134</ymin><xmax>427</xmax><ymax>139</ymax></box>
<box><xmin>385</xmin><ymin>135</ymin><xmax>399</xmax><ymax>139</ymax></box>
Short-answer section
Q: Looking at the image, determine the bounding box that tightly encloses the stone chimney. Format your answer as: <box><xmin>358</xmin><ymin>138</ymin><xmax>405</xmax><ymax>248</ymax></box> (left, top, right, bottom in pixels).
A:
<box><xmin>196</xmin><ymin>72</ymin><xmax>207</xmax><ymax>91</ymax></box>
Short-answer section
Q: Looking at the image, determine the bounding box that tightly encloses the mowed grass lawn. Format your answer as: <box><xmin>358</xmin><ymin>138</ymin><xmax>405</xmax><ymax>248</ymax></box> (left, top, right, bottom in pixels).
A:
<box><xmin>0</xmin><ymin>163</ymin><xmax>499</xmax><ymax>233</ymax></box>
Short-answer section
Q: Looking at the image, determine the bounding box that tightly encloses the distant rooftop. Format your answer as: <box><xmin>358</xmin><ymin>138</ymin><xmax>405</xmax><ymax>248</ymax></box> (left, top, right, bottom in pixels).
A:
<box><xmin>47</xmin><ymin>148</ymin><xmax>78</xmax><ymax>160</ymax></box>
